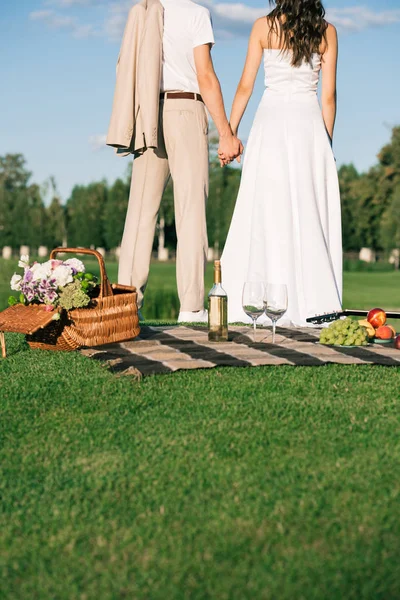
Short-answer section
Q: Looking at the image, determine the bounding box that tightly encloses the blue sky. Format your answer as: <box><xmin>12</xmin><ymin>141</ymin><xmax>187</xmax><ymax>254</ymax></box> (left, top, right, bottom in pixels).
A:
<box><xmin>0</xmin><ymin>0</ymin><xmax>399</xmax><ymax>202</ymax></box>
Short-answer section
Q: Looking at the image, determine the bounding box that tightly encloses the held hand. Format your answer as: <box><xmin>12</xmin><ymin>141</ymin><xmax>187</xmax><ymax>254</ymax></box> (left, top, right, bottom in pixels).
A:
<box><xmin>218</xmin><ymin>135</ymin><xmax>244</xmax><ymax>167</ymax></box>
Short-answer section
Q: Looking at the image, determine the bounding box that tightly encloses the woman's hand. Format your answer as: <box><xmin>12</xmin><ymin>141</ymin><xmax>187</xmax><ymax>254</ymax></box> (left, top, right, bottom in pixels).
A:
<box><xmin>218</xmin><ymin>137</ymin><xmax>244</xmax><ymax>166</ymax></box>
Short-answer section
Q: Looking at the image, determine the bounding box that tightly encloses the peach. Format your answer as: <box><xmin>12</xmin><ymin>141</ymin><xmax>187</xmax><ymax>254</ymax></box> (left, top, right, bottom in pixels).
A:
<box><xmin>394</xmin><ymin>335</ymin><xmax>400</xmax><ymax>350</ymax></box>
<box><xmin>375</xmin><ymin>325</ymin><xmax>395</xmax><ymax>340</ymax></box>
<box><xmin>367</xmin><ymin>308</ymin><xmax>386</xmax><ymax>328</ymax></box>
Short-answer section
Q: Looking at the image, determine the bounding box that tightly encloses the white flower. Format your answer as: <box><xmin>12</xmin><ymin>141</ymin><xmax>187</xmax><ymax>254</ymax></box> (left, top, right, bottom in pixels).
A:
<box><xmin>64</xmin><ymin>258</ymin><xmax>85</xmax><ymax>273</ymax></box>
<box><xmin>31</xmin><ymin>262</ymin><xmax>52</xmax><ymax>281</ymax></box>
<box><xmin>18</xmin><ymin>254</ymin><xmax>30</xmax><ymax>268</ymax></box>
<box><xmin>10</xmin><ymin>273</ymin><xmax>22</xmax><ymax>291</ymax></box>
<box><xmin>52</xmin><ymin>264</ymin><xmax>74</xmax><ymax>288</ymax></box>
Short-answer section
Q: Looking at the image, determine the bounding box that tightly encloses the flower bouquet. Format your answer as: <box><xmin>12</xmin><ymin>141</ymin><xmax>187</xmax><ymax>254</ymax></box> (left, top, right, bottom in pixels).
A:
<box><xmin>9</xmin><ymin>254</ymin><xmax>98</xmax><ymax>316</ymax></box>
<box><xmin>0</xmin><ymin>247</ymin><xmax>140</xmax><ymax>356</ymax></box>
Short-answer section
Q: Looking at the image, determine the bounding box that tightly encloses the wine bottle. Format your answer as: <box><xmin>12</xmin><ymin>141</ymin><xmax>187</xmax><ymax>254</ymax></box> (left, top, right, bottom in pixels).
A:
<box><xmin>208</xmin><ymin>260</ymin><xmax>228</xmax><ymax>342</ymax></box>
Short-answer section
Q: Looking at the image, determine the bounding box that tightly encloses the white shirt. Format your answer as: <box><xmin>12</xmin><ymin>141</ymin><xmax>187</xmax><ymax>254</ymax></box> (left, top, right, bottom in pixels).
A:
<box><xmin>160</xmin><ymin>0</ymin><xmax>215</xmax><ymax>93</ymax></box>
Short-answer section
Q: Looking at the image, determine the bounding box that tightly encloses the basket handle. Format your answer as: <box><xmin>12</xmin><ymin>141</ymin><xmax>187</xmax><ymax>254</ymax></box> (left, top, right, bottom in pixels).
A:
<box><xmin>49</xmin><ymin>247</ymin><xmax>113</xmax><ymax>298</ymax></box>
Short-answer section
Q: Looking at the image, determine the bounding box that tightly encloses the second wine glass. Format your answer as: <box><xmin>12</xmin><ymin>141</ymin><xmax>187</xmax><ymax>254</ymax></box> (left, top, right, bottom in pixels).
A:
<box><xmin>263</xmin><ymin>283</ymin><xmax>288</xmax><ymax>343</ymax></box>
<box><xmin>242</xmin><ymin>281</ymin><xmax>266</xmax><ymax>341</ymax></box>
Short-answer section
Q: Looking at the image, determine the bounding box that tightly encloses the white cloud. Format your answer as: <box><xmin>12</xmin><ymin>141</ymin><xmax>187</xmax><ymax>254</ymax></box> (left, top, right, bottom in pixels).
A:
<box><xmin>45</xmin><ymin>0</ymin><xmax>105</xmax><ymax>6</ymax></box>
<box><xmin>73</xmin><ymin>23</ymin><xmax>97</xmax><ymax>37</ymax></box>
<box><xmin>89</xmin><ymin>134</ymin><xmax>107</xmax><ymax>150</ymax></box>
<box><xmin>213</xmin><ymin>2</ymin><xmax>264</xmax><ymax>23</ymax></box>
<box><xmin>30</xmin><ymin>9</ymin><xmax>57</xmax><ymax>21</ymax></box>
<box><xmin>326</xmin><ymin>7</ymin><xmax>400</xmax><ymax>32</ymax></box>
<box><xmin>30</xmin><ymin>9</ymin><xmax>76</xmax><ymax>28</ymax></box>
<box><xmin>29</xmin><ymin>7</ymin><xmax>98</xmax><ymax>37</ymax></box>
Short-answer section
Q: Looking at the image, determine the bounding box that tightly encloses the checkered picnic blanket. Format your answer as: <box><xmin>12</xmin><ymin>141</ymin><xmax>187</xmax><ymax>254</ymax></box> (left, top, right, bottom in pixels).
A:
<box><xmin>81</xmin><ymin>325</ymin><xmax>400</xmax><ymax>378</ymax></box>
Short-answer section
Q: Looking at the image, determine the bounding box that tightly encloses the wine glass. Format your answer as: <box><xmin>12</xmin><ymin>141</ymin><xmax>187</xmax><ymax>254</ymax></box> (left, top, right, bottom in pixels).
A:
<box><xmin>263</xmin><ymin>283</ymin><xmax>288</xmax><ymax>343</ymax></box>
<box><xmin>242</xmin><ymin>282</ymin><xmax>266</xmax><ymax>341</ymax></box>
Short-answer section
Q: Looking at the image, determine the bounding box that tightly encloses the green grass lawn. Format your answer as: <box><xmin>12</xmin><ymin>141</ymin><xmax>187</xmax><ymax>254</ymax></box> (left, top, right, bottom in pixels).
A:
<box><xmin>1</xmin><ymin>338</ymin><xmax>400</xmax><ymax>599</ymax></box>
<box><xmin>1</xmin><ymin>259</ymin><xmax>400</xmax><ymax>598</ymax></box>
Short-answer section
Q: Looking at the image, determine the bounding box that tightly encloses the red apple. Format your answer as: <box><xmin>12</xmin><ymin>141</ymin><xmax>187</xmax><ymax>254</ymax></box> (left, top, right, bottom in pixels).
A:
<box><xmin>394</xmin><ymin>335</ymin><xmax>400</xmax><ymax>350</ymax></box>
<box><xmin>367</xmin><ymin>308</ymin><xmax>386</xmax><ymax>328</ymax></box>
<box><xmin>375</xmin><ymin>325</ymin><xmax>394</xmax><ymax>340</ymax></box>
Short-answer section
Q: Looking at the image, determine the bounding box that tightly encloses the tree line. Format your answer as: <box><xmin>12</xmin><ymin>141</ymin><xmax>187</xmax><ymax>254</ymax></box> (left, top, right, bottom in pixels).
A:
<box><xmin>0</xmin><ymin>125</ymin><xmax>399</xmax><ymax>256</ymax></box>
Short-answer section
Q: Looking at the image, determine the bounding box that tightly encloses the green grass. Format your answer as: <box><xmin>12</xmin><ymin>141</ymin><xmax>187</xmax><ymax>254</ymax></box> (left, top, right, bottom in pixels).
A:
<box><xmin>342</xmin><ymin>271</ymin><xmax>400</xmax><ymax>311</ymax></box>
<box><xmin>1</xmin><ymin>339</ymin><xmax>400</xmax><ymax>599</ymax></box>
<box><xmin>1</xmin><ymin>260</ymin><xmax>400</xmax><ymax>597</ymax></box>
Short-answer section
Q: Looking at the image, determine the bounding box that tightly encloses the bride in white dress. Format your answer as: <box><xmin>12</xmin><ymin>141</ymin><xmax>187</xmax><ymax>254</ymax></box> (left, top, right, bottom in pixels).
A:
<box><xmin>220</xmin><ymin>0</ymin><xmax>342</xmax><ymax>326</ymax></box>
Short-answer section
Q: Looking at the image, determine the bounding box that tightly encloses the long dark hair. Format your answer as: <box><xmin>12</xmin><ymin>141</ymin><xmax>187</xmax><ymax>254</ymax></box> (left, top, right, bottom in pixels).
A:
<box><xmin>267</xmin><ymin>0</ymin><xmax>328</xmax><ymax>67</ymax></box>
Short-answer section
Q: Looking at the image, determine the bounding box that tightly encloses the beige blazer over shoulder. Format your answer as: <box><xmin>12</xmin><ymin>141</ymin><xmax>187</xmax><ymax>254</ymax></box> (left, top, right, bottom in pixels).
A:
<box><xmin>106</xmin><ymin>0</ymin><xmax>163</xmax><ymax>156</ymax></box>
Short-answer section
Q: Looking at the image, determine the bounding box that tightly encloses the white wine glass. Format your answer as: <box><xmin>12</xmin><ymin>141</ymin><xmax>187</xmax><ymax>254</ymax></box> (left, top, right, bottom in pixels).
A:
<box><xmin>263</xmin><ymin>283</ymin><xmax>288</xmax><ymax>343</ymax></box>
<box><xmin>242</xmin><ymin>282</ymin><xmax>266</xmax><ymax>341</ymax></box>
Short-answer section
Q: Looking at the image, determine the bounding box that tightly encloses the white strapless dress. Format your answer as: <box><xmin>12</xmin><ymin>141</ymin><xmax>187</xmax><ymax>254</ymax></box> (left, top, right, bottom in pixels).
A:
<box><xmin>221</xmin><ymin>50</ymin><xmax>343</xmax><ymax>326</ymax></box>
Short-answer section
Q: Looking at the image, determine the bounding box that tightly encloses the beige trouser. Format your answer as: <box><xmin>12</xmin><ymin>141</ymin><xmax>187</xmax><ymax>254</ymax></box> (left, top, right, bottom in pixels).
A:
<box><xmin>118</xmin><ymin>97</ymin><xmax>209</xmax><ymax>311</ymax></box>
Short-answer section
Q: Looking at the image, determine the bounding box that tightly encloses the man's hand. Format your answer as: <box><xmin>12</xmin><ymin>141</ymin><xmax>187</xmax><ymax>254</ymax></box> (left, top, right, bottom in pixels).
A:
<box><xmin>218</xmin><ymin>134</ymin><xmax>244</xmax><ymax>166</ymax></box>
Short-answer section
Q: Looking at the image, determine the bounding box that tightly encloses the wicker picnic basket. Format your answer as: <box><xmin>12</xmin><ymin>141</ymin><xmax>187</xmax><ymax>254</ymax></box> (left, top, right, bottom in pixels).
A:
<box><xmin>0</xmin><ymin>247</ymin><xmax>140</xmax><ymax>357</ymax></box>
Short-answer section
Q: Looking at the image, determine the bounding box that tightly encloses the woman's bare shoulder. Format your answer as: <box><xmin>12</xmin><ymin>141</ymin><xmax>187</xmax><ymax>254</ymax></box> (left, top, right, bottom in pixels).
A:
<box><xmin>252</xmin><ymin>14</ymin><xmax>279</xmax><ymax>47</ymax></box>
<box><xmin>252</xmin><ymin>16</ymin><xmax>269</xmax><ymax>33</ymax></box>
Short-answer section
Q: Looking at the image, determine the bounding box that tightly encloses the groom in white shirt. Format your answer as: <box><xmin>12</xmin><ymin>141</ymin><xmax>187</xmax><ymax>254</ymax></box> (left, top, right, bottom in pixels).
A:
<box><xmin>116</xmin><ymin>0</ymin><xmax>242</xmax><ymax>322</ymax></box>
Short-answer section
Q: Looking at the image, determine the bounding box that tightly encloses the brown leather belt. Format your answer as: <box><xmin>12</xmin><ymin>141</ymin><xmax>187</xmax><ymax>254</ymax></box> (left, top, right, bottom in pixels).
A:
<box><xmin>160</xmin><ymin>91</ymin><xmax>204</xmax><ymax>103</ymax></box>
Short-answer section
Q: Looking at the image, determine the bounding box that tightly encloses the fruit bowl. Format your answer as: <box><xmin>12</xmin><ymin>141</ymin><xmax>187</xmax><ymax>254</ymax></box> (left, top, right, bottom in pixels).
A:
<box><xmin>331</xmin><ymin>343</ymin><xmax>371</xmax><ymax>348</ymax></box>
<box><xmin>370</xmin><ymin>337</ymin><xmax>395</xmax><ymax>345</ymax></box>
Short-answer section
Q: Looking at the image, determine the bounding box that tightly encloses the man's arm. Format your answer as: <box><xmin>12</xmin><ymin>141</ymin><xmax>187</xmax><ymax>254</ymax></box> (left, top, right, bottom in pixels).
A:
<box><xmin>194</xmin><ymin>44</ymin><xmax>242</xmax><ymax>163</ymax></box>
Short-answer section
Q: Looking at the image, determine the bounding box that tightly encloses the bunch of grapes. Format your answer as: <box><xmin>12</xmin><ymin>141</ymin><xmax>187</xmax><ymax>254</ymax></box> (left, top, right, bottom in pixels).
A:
<box><xmin>319</xmin><ymin>317</ymin><xmax>369</xmax><ymax>346</ymax></box>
